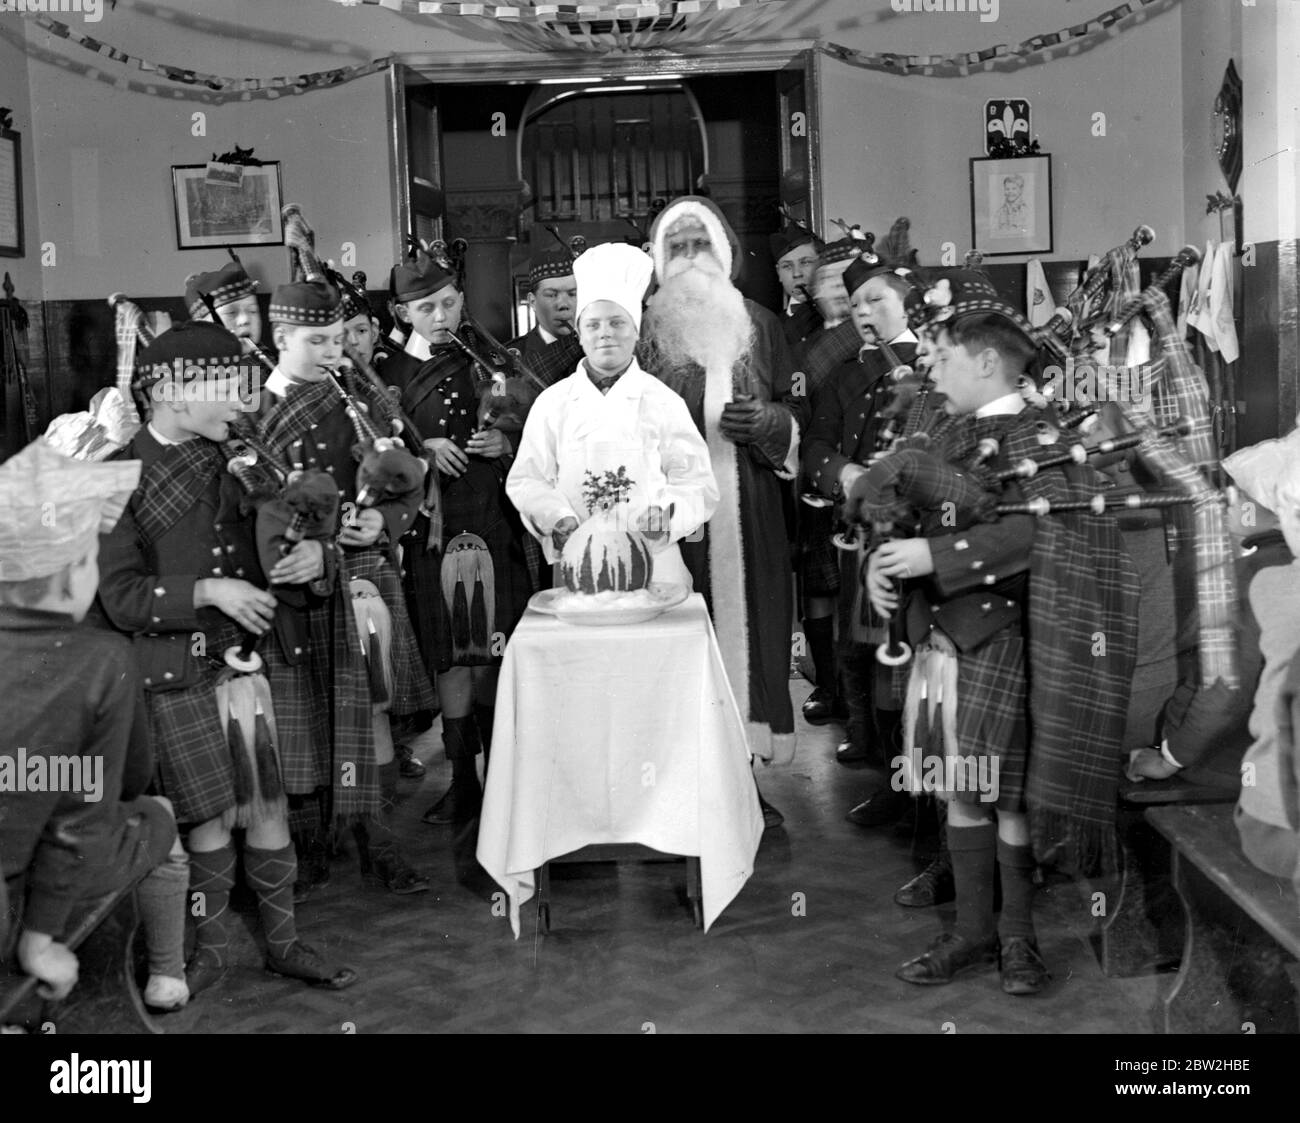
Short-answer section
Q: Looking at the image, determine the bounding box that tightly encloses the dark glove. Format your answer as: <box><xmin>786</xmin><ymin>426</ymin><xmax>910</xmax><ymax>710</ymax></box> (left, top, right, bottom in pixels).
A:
<box><xmin>719</xmin><ymin>397</ymin><xmax>793</xmax><ymax>470</ymax></box>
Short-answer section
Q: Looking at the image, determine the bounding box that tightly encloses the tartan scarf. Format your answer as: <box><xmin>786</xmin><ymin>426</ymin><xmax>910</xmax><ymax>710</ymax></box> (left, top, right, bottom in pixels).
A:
<box><xmin>800</xmin><ymin>320</ymin><xmax>861</xmax><ymax>398</ymax></box>
<box><xmin>259</xmin><ymin>378</ymin><xmax>343</xmax><ymax>457</ymax></box>
<box><xmin>135</xmin><ymin>438</ymin><xmax>225</xmax><ymax>543</ymax></box>
<box><xmin>518</xmin><ymin>332</ymin><xmax>584</xmax><ymax>395</ymax></box>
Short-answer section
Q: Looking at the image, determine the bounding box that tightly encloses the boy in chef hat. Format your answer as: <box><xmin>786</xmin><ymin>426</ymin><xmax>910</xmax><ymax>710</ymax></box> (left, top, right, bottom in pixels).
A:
<box><xmin>507</xmin><ymin>241</ymin><xmax>719</xmax><ymax>589</ymax></box>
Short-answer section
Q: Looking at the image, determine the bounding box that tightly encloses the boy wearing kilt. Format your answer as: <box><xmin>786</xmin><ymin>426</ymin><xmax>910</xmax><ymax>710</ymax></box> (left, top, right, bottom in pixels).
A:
<box><xmin>96</xmin><ymin>322</ymin><xmax>358</xmax><ymax>994</ymax></box>
<box><xmin>384</xmin><ymin>253</ymin><xmax>534</xmax><ymax>826</ymax></box>
<box><xmin>856</xmin><ymin>272</ymin><xmax>1139</xmax><ymax>995</ymax></box>
<box><xmin>258</xmin><ymin>279</ymin><xmax>435</xmax><ymax>894</ymax></box>
<box><xmin>803</xmin><ymin>256</ymin><xmax>920</xmax><ymax>817</ymax></box>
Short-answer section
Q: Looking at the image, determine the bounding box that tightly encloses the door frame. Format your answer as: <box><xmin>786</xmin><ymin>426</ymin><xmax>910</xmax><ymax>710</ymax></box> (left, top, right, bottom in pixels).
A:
<box><xmin>388</xmin><ymin>41</ymin><xmax>823</xmax><ymax>264</ymax></box>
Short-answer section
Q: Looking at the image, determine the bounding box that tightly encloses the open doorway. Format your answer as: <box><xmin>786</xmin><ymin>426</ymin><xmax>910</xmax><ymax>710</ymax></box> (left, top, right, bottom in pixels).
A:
<box><xmin>398</xmin><ymin>56</ymin><xmax>817</xmax><ymax>341</ymax></box>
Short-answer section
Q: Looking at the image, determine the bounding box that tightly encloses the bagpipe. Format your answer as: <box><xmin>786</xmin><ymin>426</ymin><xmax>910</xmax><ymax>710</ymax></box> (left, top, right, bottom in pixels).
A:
<box><xmin>412</xmin><ymin>234</ymin><xmax>540</xmax><ymax>432</ymax></box>
<box><xmin>281</xmin><ymin>204</ymin><xmax>430</xmax><ymax>535</ymax></box>
<box><xmin>282</xmin><ymin>204</ymin><xmax>430</xmax><ymax>706</ymax></box>
<box><xmin>838</xmin><ymin>232</ymin><xmax>1232</xmax><ymax>679</ymax></box>
<box><xmin>107</xmin><ymin>291</ymin><xmax>340</xmax><ymax>825</ymax></box>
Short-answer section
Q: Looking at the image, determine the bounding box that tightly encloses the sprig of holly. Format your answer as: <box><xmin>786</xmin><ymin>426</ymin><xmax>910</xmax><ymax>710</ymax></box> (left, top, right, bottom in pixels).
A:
<box><xmin>582</xmin><ymin>466</ymin><xmax>635</xmax><ymax>514</ymax></box>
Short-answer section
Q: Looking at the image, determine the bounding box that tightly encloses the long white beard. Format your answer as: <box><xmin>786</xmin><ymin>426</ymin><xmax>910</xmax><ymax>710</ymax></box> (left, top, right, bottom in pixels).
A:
<box><xmin>645</xmin><ymin>266</ymin><xmax>753</xmax><ymax>376</ymax></box>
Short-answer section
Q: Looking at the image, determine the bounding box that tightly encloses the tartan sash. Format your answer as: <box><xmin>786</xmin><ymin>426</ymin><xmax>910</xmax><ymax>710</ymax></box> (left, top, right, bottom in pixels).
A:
<box><xmin>259</xmin><ymin>378</ymin><xmax>343</xmax><ymax>456</ymax></box>
<box><xmin>135</xmin><ymin>439</ymin><xmax>225</xmax><ymax>543</ymax></box>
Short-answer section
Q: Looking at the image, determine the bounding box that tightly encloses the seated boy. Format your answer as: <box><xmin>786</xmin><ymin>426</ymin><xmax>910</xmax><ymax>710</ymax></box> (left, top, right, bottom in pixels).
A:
<box><xmin>0</xmin><ymin>441</ymin><xmax>188</xmax><ymax>1013</ymax></box>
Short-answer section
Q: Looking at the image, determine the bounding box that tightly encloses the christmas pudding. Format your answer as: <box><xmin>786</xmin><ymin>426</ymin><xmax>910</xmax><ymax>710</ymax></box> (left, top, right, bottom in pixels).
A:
<box><xmin>559</xmin><ymin>467</ymin><xmax>655</xmax><ymax>596</ymax></box>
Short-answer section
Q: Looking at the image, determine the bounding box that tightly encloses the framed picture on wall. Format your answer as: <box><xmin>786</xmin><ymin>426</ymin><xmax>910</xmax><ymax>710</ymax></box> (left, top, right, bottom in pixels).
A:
<box><xmin>969</xmin><ymin>154</ymin><xmax>1052</xmax><ymax>256</ymax></box>
<box><xmin>171</xmin><ymin>162</ymin><xmax>284</xmax><ymax>249</ymax></box>
<box><xmin>0</xmin><ymin>127</ymin><xmax>23</xmax><ymax>258</ymax></box>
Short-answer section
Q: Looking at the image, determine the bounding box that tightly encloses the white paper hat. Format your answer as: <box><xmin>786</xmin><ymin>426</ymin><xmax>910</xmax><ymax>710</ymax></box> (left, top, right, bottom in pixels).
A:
<box><xmin>574</xmin><ymin>241</ymin><xmax>654</xmax><ymax>333</ymax></box>
<box><xmin>0</xmin><ymin>438</ymin><xmax>141</xmax><ymax>581</ymax></box>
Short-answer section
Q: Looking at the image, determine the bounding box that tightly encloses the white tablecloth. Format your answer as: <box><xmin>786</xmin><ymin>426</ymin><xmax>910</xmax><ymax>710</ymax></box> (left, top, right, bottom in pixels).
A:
<box><xmin>476</xmin><ymin>593</ymin><xmax>763</xmax><ymax>936</ymax></box>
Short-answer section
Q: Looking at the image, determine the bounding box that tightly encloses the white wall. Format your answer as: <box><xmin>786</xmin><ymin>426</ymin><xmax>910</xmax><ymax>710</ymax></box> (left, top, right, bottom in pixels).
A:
<box><xmin>817</xmin><ymin>4</ymin><xmax>1187</xmax><ymax>265</ymax></box>
<box><xmin>0</xmin><ymin>24</ymin><xmax>42</xmax><ymax>297</ymax></box>
<box><xmin>6</xmin><ymin>0</ymin><xmax>1274</xmax><ymax>298</ymax></box>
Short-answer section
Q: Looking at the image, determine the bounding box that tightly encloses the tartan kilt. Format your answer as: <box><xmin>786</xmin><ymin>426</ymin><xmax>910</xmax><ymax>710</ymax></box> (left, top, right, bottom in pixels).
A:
<box><xmin>147</xmin><ymin>619</ymin><xmax>332</xmax><ymax>826</ymax></box>
<box><xmin>403</xmin><ymin>468</ymin><xmax>532</xmax><ymax>675</ymax></box>
<box><xmin>798</xmin><ymin>503</ymin><xmax>841</xmax><ymax>596</ymax></box>
<box><xmin>148</xmin><ymin>674</ymin><xmax>236</xmax><ymax>827</ymax></box>
<box><xmin>341</xmin><ymin>547</ymin><xmax>437</xmax><ymax>716</ymax></box>
<box><xmin>912</xmin><ymin>629</ymin><xmax>1028</xmax><ymax>812</ymax></box>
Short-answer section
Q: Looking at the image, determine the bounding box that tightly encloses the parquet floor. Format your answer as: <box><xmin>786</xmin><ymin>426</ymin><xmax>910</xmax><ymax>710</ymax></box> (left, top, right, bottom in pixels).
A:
<box><xmin>159</xmin><ymin>681</ymin><xmax>1164</xmax><ymax>1035</ymax></box>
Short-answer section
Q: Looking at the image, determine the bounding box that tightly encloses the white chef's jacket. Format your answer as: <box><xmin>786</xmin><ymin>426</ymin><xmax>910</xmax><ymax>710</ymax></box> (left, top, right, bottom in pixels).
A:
<box><xmin>506</xmin><ymin>358</ymin><xmax>720</xmax><ymax>589</ymax></box>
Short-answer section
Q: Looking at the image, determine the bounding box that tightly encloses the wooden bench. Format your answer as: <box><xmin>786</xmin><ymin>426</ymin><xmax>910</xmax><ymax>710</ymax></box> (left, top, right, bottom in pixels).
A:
<box><xmin>536</xmin><ymin>845</ymin><xmax>703</xmax><ymax>933</ymax></box>
<box><xmin>1146</xmin><ymin>803</ymin><xmax>1300</xmax><ymax>1034</ymax></box>
<box><xmin>1097</xmin><ymin>773</ymin><xmax>1238</xmax><ymax>978</ymax></box>
<box><xmin>0</xmin><ymin>881</ymin><xmax>160</xmax><ymax>1035</ymax></box>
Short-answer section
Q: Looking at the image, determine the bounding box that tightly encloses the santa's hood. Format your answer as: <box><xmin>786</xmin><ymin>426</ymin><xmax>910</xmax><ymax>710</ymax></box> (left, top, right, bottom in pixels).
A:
<box><xmin>649</xmin><ymin>195</ymin><xmax>742</xmax><ymax>284</ymax></box>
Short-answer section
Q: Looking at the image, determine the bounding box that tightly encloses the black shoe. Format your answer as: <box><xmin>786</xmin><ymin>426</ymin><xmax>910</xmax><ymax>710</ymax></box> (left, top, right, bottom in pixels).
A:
<box><xmin>896</xmin><ymin>932</ymin><xmax>999</xmax><ymax>986</ymax></box>
<box><xmin>265</xmin><ymin>941</ymin><xmax>359</xmax><ymax>991</ymax></box>
<box><xmin>184</xmin><ymin>946</ymin><xmax>227</xmax><ymax>1000</ymax></box>
<box><xmin>365</xmin><ymin>851</ymin><xmax>431</xmax><ymax>895</ymax></box>
<box><xmin>421</xmin><ymin>782</ymin><xmax>481</xmax><ymax>826</ymax></box>
<box><xmin>835</xmin><ymin>740</ymin><xmax>880</xmax><ymax>767</ymax></box>
<box><xmin>845</xmin><ymin>788</ymin><xmax>909</xmax><ymax>828</ymax></box>
<box><xmin>894</xmin><ymin>858</ymin><xmax>956</xmax><ymax>907</ymax></box>
<box><xmin>1000</xmin><ymin>936</ymin><xmax>1051</xmax><ymax>996</ymax></box>
<box><xmin>396</xmin><ymin>743</ymin><xmax>426</xmax><ymax>780</ymax></box>
<box><xmin>801</xmin><ymin>687</ymin><xmax>841</xmax><ymax>726</ymax></box>
<box><xmin>756</xmin><ymin>788</ymin><xmax>784</xmax><ymax>830</ymax></box>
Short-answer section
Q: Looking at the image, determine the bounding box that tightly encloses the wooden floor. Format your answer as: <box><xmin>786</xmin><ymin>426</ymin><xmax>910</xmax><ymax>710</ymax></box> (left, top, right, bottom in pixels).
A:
<box><xmin>160</xmin><ymin>680</ymin><xmax>1165</xmax><ymax>1035</ymax></box>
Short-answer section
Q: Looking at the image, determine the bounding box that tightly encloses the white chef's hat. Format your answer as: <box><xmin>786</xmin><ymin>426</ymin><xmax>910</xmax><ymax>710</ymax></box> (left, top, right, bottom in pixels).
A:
<box><xmin>574</xmin><ymin>242</ymin><xmax>654</xmax><ymax>333</ymax></box>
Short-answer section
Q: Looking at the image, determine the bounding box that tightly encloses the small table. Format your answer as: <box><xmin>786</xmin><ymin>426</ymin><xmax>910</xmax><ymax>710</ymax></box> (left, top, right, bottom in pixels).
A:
<box><xmin>476</xmin><ymin>593</ymin><xmax>763</xmax><ymax>937</ymax></box>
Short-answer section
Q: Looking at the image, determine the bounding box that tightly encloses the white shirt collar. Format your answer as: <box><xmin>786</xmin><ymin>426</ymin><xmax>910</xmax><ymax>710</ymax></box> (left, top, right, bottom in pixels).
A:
<box><xmin>537</xmin><ymin>323</ymin><xmax>557</xmax><ymax>346</ymax></box>
<box><xmin>404</xmin><ymin>331</ymin><xmax>433</xmax><ymax>362</ymax></box>
<box><xmin>147</xmin><ymin>422</ymin><xmax>181</xmax><ymax>446</ymax></box>
<box><xmin>265</xmin><ymin>368</ymin><xmax>292</xmax><ymax>399</ymax></box>
<box><xmin>576</xmin><ymin>357</ymin><xmax>646</xmax><ymax>397</ymax></box>
<box><xmin>889</xmin><ymin>328</ymin><xmax>918</xmax><ymax>346</ymax></box>
<box><xmin>975</xmin><ymin>390</ymin><xmax>1026</xmax><ymax>419</ymax></box>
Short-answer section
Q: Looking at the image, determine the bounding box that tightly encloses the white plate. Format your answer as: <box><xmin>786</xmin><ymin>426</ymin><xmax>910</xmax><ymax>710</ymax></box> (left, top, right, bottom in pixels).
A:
<box><xmin>529</xmin><ymin>582</ymin><xmax>690</xmax><ymax>626</ymax></box>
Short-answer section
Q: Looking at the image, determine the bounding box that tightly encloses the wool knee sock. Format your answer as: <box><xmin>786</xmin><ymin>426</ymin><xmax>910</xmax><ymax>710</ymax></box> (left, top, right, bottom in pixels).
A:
<box><xmin>948</xmin><ymin>819</ymin><xmax>997</xmax><ymax>944</ymax></box>
<box><xmin>362</xmin><ymin>761</ymin><xmax>402</xmax><ymax>865</ymax></box>
<box><xmin>474</xmin><ymin>704</ymin><xmax>494</xmax><ymax>765</ymax></box>
<box><xmin>137</xmin><ymin>843</ymin><xmax>189</xmax><ymax>979</ymax></box>
<box><xmin>804</xmin><ymin>615</ymin><xmax>836</xmax><ymax>695</ymax></box>
<box><xmin>187</xmin><ymin>844</ymin><xmax>235</xmax><ymax>966</ymax></box>
<box><xmin>244</xmin><ymin>844</ymin><xmax>299</xmax><ymax>959</ymax></box>
<box><xmin>997</xmin><ymin>837</ymin><xmax>1038</xmax><ymax>941</ymax></box>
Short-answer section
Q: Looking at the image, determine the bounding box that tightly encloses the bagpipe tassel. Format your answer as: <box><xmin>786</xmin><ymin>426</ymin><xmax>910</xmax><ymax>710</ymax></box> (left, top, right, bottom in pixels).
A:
<box><xmin>350</xmin><ymin>578</ymin><xmax>393</xmax><ymax>710</ymax></box>
<box><xmin>252</xmin><ymin>683</ymin><xmax>283</xmax><ymax>801</ymax></box>
<box><xmin>441</xmin><ymin>533</ymin><xmax>494</xmax><ymax>664</ymax></box>
<box><xmin>216</xmin><ymin>674</ymin><xmax>258</xmax><ymax>828</ymax></box>
<box><xmin>470</xmin><ymin>576</ymin><xmax>489</xmax><ymax>652</ymax></box>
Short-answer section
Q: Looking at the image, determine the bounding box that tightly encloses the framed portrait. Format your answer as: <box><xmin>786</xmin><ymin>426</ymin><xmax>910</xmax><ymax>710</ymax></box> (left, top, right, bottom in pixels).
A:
<box><xmin>969</xmin><ymin>154</ymin><xmax>1052</xmax><ymax>257</ymax></box>
<box><xmin>0</xmin><ymin>127</ymin><xmax>23</xmax><ymax>258</ymax></box>
<box><xmin>171</xmin><ymin>162</ymin><xmax>284</xmax><ymax>249</ymax></box>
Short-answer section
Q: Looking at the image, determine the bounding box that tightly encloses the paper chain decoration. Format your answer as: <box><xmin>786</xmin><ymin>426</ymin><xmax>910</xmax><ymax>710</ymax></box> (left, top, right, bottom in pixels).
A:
<box><xmin>19</xmin><ymin>0</ymin><xmax>1177</xmax><ymax>100</ymax></box>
